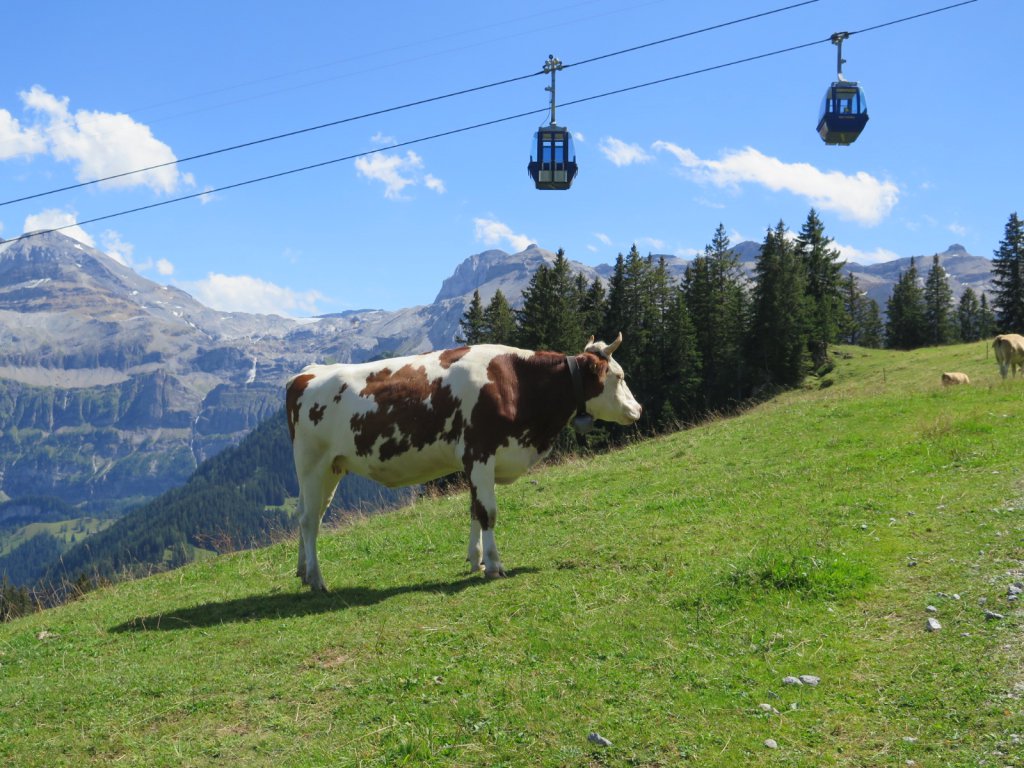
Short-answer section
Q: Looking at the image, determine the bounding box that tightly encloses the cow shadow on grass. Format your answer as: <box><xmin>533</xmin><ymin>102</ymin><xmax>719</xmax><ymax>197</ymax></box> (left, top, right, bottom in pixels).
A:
<box><xmin>109</xmin><ymin>567</ymin><xmax>539</xmax><ymax>633</ymax></box>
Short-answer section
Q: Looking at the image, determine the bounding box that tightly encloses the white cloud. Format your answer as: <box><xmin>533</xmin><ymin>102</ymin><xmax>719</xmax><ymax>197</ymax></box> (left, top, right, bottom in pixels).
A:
<box><xmin>599</xmin><ymin>137</ymin><xmax>652</xmax><ymax>167</ymax></box>
<box><xmin>474</xmin><ymin>217</ymin><xmax>532</xmax><ymax>253</ymax></box>
<box><xmin>595</xmin><ymin>232</ymin><xmax>612</xmax><ymax>246</ymax></box>
<box><xmin>181</xmin><ymin>273</ymin><xmax>327</xmax><ymax>317</ymax></box>
<box><xmin>424</xmin><ymin>173</ymin><xmax>445</xmax><ymax>194</ymax></box>
<box><xmin>354</xmin><ymin>149</ymin><xmax>443</xmax><ymax>199</ymax></box>
<box><xmin>98</xmin><ymin>230</ymin><xmax>137</xmax><ymax>268</ymax></box>
<box><xmin>0</xmin><ymin>108</ymin><xmax>46</xmax><ymax>160</ymax></box>
<box><xmin>652</xmin><ymin>142</ymin><xmax>899</xmax><ymax>226</ymax></box>
<box><xmin>834</xmin><ymin>240</ymin><xmax>901</xmax><ymax>266</ymax></box>
<box><xmin>586</xmin><ymin>244</ymin><xmax>598</xmax><ymax>253</ymax></box>
<box><xmin>572</xmin><ymin>131</ymin><xmax>585</xmax><ymax>143</ymax></box>
<box><xmin>18</xmin><ymin>86</ymin><xmax>191</xmax><ymax>194</ymax></box>
<box><xmin>641</xmin><ymin>236</ymin><xmax>667</xmax><ymax>251</ymax></box>
<box><xmin>199</xmin><ymin>185</ymin><xmax>217</xmax><ymax>205</ymax></box>
<box><xmin>23</xmin><ymin>209</ymin><xmax>94</xmax><ymax>246</ymax></box>
<box><xmin>948</xmin><ymin>222</ymin><xmax>967</xmax><ymax>237</ymax></box>
<box><xmin>156</xmin><ymin>258</ymin><xmax>174</xmax><ymax>276</ymax></box>
<box><xmin>371</xmin><ymin>132</ymin><xmax>395</xmax><ymax>145</ymax></box>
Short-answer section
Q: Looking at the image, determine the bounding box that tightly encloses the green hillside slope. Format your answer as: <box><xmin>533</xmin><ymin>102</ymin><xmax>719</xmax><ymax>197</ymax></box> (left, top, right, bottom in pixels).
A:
<box><xmin>1</xmin><ymin>343</ymin><xmax>1021</xmax><ymax>767</ymax></box>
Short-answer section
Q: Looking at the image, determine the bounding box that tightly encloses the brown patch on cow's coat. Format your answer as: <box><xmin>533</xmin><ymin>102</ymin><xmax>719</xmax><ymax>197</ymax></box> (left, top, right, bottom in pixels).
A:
<box><xmin>309</xmin><ymin>402</ymin><xmax>327</xmax><ymax>425</ymax></box>
<box><xmin>350</xmin><ymin>364</ymin><xmax>463</xmax><ymax>461</ymax></box>
<box><xmin>332</xmin><ymin>383</ymin><xmax>348</xmax><ymax>403</ymax></box>
<box><xmin>463</xmin><ymin>351</ymin><xmax>599</xmax><ymax>469</ymax></box>
<box><xmin>439</xmin><ymin>346</ymin><xmax>471</xmax><ymax>369</ymax></box>
<box><xmin>286</xmin><ymin>373</ymin><xmax>316</xmax><ymax>441</ymax></box>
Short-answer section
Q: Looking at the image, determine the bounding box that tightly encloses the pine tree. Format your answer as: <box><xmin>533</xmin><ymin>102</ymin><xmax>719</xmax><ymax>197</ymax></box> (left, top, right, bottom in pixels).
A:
<box><xmin>923</xmin><ymin>254</ymin><xmax>957</xmax><ymax>345</ymax></box>
<box><xmin>482</xmin><ymin>289</ymin><xmax>517</xmax><ymax>345</ymax></box>
<box><xmin>796</xmin><ymin>209</ymin><xmax>845</xmax><ymax>369</ymax></box>
<box><xmin>839</xmin><ymin>273</ymin><xmax>883</xmax><ymax>347</ymax></box>
<box><xmin>748</xmin><ymin>221</ymin><xmax>808</xmax><ymax>388</ymax></box>
<box><xmin>991</xmin><ymin>212</ymin><xmax>1024</xmax><ymax>333</ymax></box>
<box><xmin>885</xmin><ymin>258</ymin><xmax>927</xmax><ymax>349</ymax></box>
<box><xmin>683</xmin><ymin>223</ymin><xmax>748</xmax><ymax>408</ymax></box>
<box><xmin>456</xmin><ymin>290</ymin><xmax>487</xmax><ymax>344</ymax></box>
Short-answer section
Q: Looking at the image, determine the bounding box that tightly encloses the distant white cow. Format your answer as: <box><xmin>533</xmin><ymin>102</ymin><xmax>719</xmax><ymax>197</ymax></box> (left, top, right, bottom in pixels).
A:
<box><xmin>285</xmin><ymin>335</ymin><xmax>643</xmax><ymax>591</ymax></box>
<box><xmin>993</xmin><ymin>334</ymin><xmax>1024</xmax><ymax>379</ymax></box>
<box><xmin>941</xmin><ymin>372</ymin><xmax>970</xmax><ymax>386</ymax></box>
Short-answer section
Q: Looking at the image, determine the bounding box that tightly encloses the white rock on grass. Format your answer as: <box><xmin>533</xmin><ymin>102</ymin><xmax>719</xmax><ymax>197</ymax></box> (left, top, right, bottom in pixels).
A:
<box><xmin>926</xmin><ymin>618</ymin><xmax>942</xmax><ymax>632</ymax></box>
<box><xmin>759</xmin><ymin>703</ymin><xmax>780</xmax><ymax>715</ymax></box>
<box><xmin>799</xmin><ymin>675</ymin><xmax>820</xmax><ymax>686</ymax></box>
<box><xmin>587</xmin><ymin>732</ymin><xmax>612</xmax><ymax>747</ymax></box>
<box><xmin>984</xmin><ymin>610</ymin><xmax>1005</xmax><ymax>621</ymax></box>
<box><xmin>764</xmin><ymin>738</ymin><xmax>778</xmax><ymax>749</ymax></box>
<box><xmin>782</xmin><ymin>676</ymin><xmax>803</xmax><ymax>686</ymax></box>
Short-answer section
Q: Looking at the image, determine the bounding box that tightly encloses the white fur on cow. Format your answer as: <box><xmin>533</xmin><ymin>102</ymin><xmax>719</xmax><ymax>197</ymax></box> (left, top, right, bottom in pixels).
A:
<box><xmin>994</xmin><ymin>333</ymin><xmax>1024</xmax><ymax>380</ymax></box>
<box><xmin>285</xmin><ymin>334</ymin><xmax>642</xmax><ymax>591</ymax></box>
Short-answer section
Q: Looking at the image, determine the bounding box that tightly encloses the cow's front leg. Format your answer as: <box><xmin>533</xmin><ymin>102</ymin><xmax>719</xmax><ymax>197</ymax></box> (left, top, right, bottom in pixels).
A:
<box><xmin>467</xmin><ymin>460</ymin><xmax>505</xmax><ymax>578</ymax></box>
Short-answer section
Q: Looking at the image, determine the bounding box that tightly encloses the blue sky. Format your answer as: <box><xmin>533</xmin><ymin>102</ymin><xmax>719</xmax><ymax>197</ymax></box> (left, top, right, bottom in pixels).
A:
<box><xmin>0</xmin><ymin>0</ymin><xmax>1016</xmax><ymax>315</ymax></box>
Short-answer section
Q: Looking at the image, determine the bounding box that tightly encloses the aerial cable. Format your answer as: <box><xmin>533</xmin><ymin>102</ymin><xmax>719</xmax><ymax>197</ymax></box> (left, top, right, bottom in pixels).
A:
<box><xmin>3</xmin><ymin>0</ymin><xmax>980</xmax><ymax>246</ymax></box>
<box><xmin>0</xmin><ymin>0</ymin><xmax>820</xmax><ymax>209</ymax></box>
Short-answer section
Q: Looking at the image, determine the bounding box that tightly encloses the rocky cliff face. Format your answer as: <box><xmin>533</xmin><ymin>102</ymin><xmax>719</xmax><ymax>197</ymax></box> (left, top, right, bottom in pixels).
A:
<box><xmin>0</xmin><ymin>232</ymin><xmax>994</xmax><ymax>519</ymax></box>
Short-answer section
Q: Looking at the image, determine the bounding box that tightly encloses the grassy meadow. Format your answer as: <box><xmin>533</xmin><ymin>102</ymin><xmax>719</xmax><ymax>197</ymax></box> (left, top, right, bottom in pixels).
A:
<box><xmin>1</xmin><ymin>342</ymin><xmax>1022</xmax><ymax>767</ymax></box>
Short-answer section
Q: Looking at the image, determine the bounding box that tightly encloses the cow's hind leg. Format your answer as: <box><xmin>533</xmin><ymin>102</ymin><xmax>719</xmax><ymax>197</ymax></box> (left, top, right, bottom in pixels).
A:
<box><xmin>466</xmin><ymin>459</ymin><xmax>505</xmax><ymax>578</ymax></box>
<box><xmin>296</xmin><ymin>459</ymin><xmax>345</xmax><ymax>592</ymax></box>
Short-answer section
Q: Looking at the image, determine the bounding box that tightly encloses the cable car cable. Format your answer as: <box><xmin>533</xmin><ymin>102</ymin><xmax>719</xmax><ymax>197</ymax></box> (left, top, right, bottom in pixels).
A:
<box><xmin>0</xmin><ymin>0</ymin><xmax>822</xmax><ymax>209</ymax></box>
<box><xmin>3</xmin><ymin>0</ymin><xmax>981</xmax><ymax>245</ymax></box>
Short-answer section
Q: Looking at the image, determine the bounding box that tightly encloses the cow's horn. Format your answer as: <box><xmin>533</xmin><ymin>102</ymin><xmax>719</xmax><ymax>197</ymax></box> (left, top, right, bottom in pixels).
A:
<box><xmin>606</xmin><ymin>332</ymin><xmax>623</xmax><ymax>355</ymax></box>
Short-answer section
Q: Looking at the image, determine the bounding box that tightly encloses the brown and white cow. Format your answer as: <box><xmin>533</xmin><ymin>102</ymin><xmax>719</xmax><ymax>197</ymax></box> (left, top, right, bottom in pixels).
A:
<box><xmin>285</xmin><ymin>334</ymin><xmax>642</xmax><ymax>591</ymax></box>
<box><xmin>994</xmin><ymin>334</ymin><xmax>1024</xmax><ymax>380</ymax></box>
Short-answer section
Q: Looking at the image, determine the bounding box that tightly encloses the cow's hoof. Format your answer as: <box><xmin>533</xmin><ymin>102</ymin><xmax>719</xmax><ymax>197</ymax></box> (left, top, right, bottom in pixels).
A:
<box><xmin>484</xmin><ymin>568</ymin><xmax>506</xmax><ymax>579</ymax></box>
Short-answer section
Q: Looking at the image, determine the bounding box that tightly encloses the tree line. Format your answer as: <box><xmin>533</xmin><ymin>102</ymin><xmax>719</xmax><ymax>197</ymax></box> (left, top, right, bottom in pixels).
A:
<box><xmin>459</xmin><ymin>210</ymin><xmax>1024</xmax><ymax>435</ymax></box>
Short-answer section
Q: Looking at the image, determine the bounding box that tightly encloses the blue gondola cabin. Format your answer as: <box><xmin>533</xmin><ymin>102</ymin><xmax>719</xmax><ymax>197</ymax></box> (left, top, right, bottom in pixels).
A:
<box><xmin>528</xmin><ymin>125</ymin><xmax>578</xmax><ymax>190</ymax></box>
<box><xmin>817</xmin><ymin>82</ymin><xmax>868</xmax><ymax>145</ymax></box>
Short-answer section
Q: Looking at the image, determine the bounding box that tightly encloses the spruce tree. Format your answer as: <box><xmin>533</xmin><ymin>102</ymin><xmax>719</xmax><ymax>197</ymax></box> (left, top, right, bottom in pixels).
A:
<box><xmin>885</xmin><ymin>258</ymin><xmax>927</xmax><ymax>349</ymax></box>
<box><xmin>457</xmin><ymin>290</ymin><xmax>487</xmax><ymax>344</ymax></box>
<box><xmin>579</xmin><ymin>277</ymin><xmax>608</xmax><ymax>340</ymax></box>
<box><xmin>991</xmin><ymin>212</ymin><xmax>1024</xmax><ymax>333</ymax></box>
<box><xmin>979</xmin><ymin>293</ymin><xmax>998</xmax><ymax>339</ymax></box>
<box><xmin>796</xmin><ymin>209</ymin><xmax>845</xmax><ymax>369</ymax></box>
<box><xmin>923</xmin><ymin>254</ymin><xmax>957</xmax><ymax>345</ymax></box>
<box><xmin>957</xmin><ymin>286</ymin><xmax>982</xmax><ymax>342</ymax></box>
<box><xmin>516</xmin><ymin>249</ymin><xmax>584</xmax><ymax>352</ymax></box>
<box><xmin>748</xmin><ymin>221</ymin><xmax>808</xmax><ymax>388</ymax></box>
<box><xmin>482</xmin><ymin>289</ymin><xmax>517</xmax><ymax>345</ymax></box>
<box><xmin>683</xmin><ymin>223</ymin><xmax>748</xmax><ymax>409</ymax></box>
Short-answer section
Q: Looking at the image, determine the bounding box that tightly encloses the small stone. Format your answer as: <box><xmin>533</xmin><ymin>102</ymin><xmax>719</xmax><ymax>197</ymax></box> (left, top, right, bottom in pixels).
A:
<box><xmin>789</xmin><ymin>702</ymin><xmax>798</xmax><ymax>711</ymax></box>
<box><xmin>798</xmin><ymin>675</ymin><xmax>820</xmax><ymax>686</ymax></box>
<box><xmin>758</xmin><ymin>703</ymin><xmax>779</xmax><ymax>715</ymax></box>
<box><xmin>953</xmin><ymin>594</ymin><xmax>961</xmax><ymax>600</ymax></box>
<box><xmin>926</xmin><ymin>605</ymin><xmax>938</xmax><ymax>613</ymax></box>
<box><xmin>588</xmin><ymin>732</ymin><xmax>612</xmax><ymax>747</ymax></box>
<box><xmin>902</xmin><ymin>736</ymin><xmax>918</xmax><ymax>743</ymax></box>
<box><xmin>984</xmin><ymin>610</ymin><xmax>1004</xmax><ymax>621</ymax></box>
<box><xmin>925</xmin><ymin>618</ymin><xmax>942</xmax><ymax>632</ymax></box>
<box><xmin>764</xmin><ymin>738</ymin><xmax>778</xmax><ymax>749</ymax></box>
<box><xmin>907</xmin><ymin>559</ymin><xmax>918</xmax><ymax>567</ymax></box>
<box><xmin>36</xmin><ymin>630</ymin><xmax>57</xmax><ymax>641</ymax></box>
<box><xmin>859</xmin><ymin>524</ymin><xmax>868</xmax><ymax>530</ymax></box>
<box><xmin>978</xmin><ymin>597</ymin><xmax>988</xmax><ymax>606</ymax></box>
<box><xmin>782</xmin><ymin>676</ymin><xmax>803</xmax><ymax>686</ymax></box>
<box><xmin>1009</xmin><ymin>584</ymin><xmax>1022</xmax><ymax>596</ymax></box>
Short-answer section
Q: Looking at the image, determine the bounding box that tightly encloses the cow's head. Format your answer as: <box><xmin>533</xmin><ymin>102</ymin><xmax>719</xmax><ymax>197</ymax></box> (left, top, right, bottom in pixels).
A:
<box><xmin>580</xmin><ymin>333</ymin><xmax>643</xmax><ymax>426</ymax></box>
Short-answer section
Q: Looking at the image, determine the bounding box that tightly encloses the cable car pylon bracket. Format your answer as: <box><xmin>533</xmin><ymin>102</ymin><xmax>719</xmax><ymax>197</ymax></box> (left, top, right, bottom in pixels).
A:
<box><xmin>528</xmin><ymin>55</ymin><xmax>578</xmax><ymax>190</ymax></box>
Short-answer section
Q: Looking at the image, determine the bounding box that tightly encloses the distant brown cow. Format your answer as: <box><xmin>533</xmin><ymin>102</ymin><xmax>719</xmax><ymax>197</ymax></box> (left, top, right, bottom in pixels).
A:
<box><xmin>993</xmin><ymin>333</ymin><xmax>1024</xmax><ymax>379</ymax></box>
<box><xmin>941</xmin><ymin>372</ymin><xmax>970</xmax><ymax>386</ymax></box>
